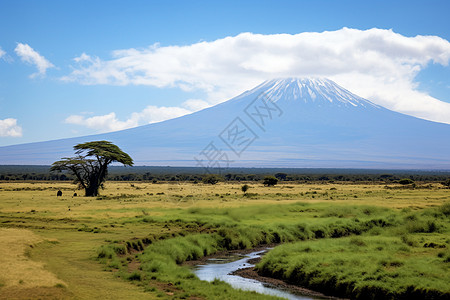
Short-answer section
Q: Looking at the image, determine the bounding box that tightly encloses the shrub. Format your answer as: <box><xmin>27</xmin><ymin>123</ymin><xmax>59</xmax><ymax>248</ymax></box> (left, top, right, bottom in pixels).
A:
<box><xmin>263</xmin><ymin>176</ymin><xmax>278</xmax><ymax>186</ymax></box>
<box><xmin>398</xmin><ymin>178</ymin><xmax>414</xmax><ymax>185</ymax></box>
<box><xmin>439</xmin><ymin>202</ymin><xmax>450</xmax><ymax>216</ymax></box>
<box><xmin>202</xmin><ymin>174</ymin><xmax>222</xmax><ymax>185</ymax></box>
<box><xmin>274</xmin><ymin>173</ymin><xmax>287</xmax><ymax>181</ymax></box>
<box><xmin>97</xmin><ymin>245</ymin><xmax>115</xmax><ymax>259</ymax></box>
<box><xmin>127</xmin><ymin>271</ymin><xmax>142</xmax><ymax>281</ymax></box>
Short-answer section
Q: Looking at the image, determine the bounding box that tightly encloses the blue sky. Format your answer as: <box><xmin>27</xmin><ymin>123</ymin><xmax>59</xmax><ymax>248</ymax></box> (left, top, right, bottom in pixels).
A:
<box><xmin>1</xmin><ymin>0</ymin><xmax>450</xmax><ymax>146</ymax></box>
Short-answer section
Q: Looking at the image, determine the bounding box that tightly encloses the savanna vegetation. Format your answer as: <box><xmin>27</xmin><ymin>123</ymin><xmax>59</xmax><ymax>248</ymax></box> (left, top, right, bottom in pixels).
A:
<box><xmin>51</xmin><ymin>141</ymin><xmax>133</xmax><ymax>196</ymax></box>
<box><xmin>2</xmin><ymin>165</ymin><xmax>450</xmax><ymax>184</ymax></box>
<box><xmin>256</xmin><ymin>204</ymin><xmax>450</xmax><ymax>299</ymax></box>
<box><xmin>0</xmin><ymin>179</ymin><xmax>449</xmax><ymax>299</ymax></box>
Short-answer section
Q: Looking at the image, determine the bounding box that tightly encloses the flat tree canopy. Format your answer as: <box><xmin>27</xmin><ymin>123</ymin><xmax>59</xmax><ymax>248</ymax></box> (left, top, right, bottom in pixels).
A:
<box><xmin>51</xmin><ymin>141</ymin><xmax>133</xmax><ymax>196</ymax></box>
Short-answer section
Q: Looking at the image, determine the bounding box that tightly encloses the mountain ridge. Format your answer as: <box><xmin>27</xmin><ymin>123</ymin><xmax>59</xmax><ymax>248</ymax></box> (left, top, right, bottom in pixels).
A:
<box><xmin>1</xmin><ymin>77</ymin><xmax>450</xmax><ymax>169</ymax></box>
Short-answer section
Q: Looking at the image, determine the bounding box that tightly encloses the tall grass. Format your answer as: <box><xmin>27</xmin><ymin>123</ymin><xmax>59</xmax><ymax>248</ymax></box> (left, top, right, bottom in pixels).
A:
<box><xmin>256</xmin><ymin>203</ymin><xmax>450</xmax><ymax>299</ymax></box>
<box><xmin>97</xmin><ymin>201</ymin><xmax>416</xmax><ymax>299</ymax></box>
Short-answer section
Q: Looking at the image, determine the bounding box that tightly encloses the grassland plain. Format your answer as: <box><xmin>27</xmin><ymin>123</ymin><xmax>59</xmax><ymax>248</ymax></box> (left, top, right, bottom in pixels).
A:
<box><xmin>0</xmin><ymin>181</ymin><xmax>449</xmax><ymax>299</ymax></box>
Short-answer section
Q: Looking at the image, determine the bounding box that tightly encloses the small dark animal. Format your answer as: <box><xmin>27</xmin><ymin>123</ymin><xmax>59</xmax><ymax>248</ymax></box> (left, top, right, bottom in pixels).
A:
<box><xmin>57</xmin><ymin>190</ymin><xmax>62</xmax><ymax>197</ymax></box>
<box><xmin>73</xmin><ymin>192</ymin><xmax>77</xmax><ymax>197</ymax></box>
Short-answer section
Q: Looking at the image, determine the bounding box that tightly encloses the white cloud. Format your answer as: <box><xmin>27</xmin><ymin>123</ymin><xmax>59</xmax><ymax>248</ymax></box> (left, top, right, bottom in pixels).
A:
<box><xmin>0</xmin><ymin>118</ymin><xmax>23</xmax><ymax>137</ymax></box>
<box><xmin>73</xmin><ymin>52</ymin><xmax>92</xmax><ymax>63</ymax></box>
<box><xmin>65</xmin><ymin>101</ymin><xmax>203</xmax><ymax>133</ymax></box>
<box><xmin>15</xmin><ymin>43</ymin><xmax>54</xmax><ymax>77</ymax></box>
<box><xmin>130</xmin><ymin>105</ymin><xmax>192</xmax><ymax>125</ymax></box>
<box><xmin>181</xmin><ymin>99</ymin><xmax>211</xmax><ymax>111</ymax></box>
<box><xmin>62</xmin><ymin>28</ymin><xmax>450</xmax><ymax>124</ymax></box>
<box><xmin>0</xmin><ymin>47</ymin><xmax>13</xmax><ymax>63</ymax></box>
<box><xmin>65</xmin><ymin>113</ymin><xmax>133</xmax><ymax>132</ymax></box>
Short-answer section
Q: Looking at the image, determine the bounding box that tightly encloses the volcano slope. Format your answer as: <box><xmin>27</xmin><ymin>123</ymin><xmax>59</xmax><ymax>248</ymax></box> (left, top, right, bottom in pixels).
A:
<box><xmin>1</xmin><ymin>78</ymin><xmax>450</xmax><ymax>169</ymax></box>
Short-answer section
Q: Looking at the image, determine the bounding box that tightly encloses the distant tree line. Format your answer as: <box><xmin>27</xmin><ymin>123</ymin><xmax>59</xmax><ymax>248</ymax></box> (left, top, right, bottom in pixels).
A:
<box><xmin>1</xmin><ymin>168</ymin><xmax>450</xmax><ymax>184</ymax></box>
<box><xmin>0</xmin><ymin>173</ymin><xmax>70</xmax><ymax>181</ymax></box>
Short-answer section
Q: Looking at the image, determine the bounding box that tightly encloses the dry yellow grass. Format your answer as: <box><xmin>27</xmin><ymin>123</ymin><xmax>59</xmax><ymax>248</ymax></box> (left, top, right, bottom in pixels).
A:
<box><xmin>0</xmin><ymin>228</ymin><xmax>65</xmax><ymax>288</ymax></box>
<box><xmin>0</xmin><ymin>181</ymin><xmax>447</xmax><ymax>217</ymax></box>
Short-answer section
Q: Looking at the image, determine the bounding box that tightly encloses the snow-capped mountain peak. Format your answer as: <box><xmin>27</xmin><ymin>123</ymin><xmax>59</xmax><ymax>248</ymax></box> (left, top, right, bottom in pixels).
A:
<box><xmin>251</xmin><ymin>77</ymin><xmax>378</xmax><ymax>108</ymax></box>
<box><xmin>2</xmin><ymin>77</ymin><xmax>450</xmax><ymax>169</ymax></box>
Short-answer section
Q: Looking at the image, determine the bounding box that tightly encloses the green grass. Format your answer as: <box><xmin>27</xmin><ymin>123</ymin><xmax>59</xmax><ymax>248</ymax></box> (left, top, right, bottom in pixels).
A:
<box><xmin>1</xmin><ymin>181</ymin><xmax>449</xmax><ymax>299</ymax></box>
<box><xmin>96</xmin><ymin>201</ymin><xmax>441</xmax><ymax>299</ymax></box>
<box><xmin>256</xmin><ymin>203</ymin><xmax>450</xmax><ymax>299</ymax></box>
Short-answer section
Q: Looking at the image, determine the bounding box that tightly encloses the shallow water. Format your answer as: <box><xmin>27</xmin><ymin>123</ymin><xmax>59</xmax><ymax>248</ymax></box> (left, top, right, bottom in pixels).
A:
<box><xmin>193</xmin><ymin>249</ymin><xmax>315</xmax><ymax>300</ymax></box>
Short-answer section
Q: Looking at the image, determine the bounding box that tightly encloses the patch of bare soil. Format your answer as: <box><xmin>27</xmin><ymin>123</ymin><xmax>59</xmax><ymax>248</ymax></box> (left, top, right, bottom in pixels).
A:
<box><xmin>126</xmin><ymin>258</ymin><xmax>141</xmax><ymax>273</ymax></box>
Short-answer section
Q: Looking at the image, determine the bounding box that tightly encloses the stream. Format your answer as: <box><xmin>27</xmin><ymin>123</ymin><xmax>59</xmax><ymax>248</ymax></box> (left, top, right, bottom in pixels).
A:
<box><xmin>193</xmin><ymin>249</ymin><xmax>320</xmax><ymax>300</ymax></box>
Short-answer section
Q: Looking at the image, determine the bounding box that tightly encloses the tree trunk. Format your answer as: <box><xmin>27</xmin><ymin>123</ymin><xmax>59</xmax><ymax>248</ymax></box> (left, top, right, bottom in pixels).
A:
<box><xmin>85</xmin><ymin>184</ymin><xmax>99</xmax><ymax>196</ymax></box>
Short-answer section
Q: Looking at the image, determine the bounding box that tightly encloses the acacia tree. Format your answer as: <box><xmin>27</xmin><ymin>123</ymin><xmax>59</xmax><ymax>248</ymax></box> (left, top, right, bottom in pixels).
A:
<box><xmin>51</xmin><ymin>141</ymin><xmax>133</xmax><ymax>196</ymax></box>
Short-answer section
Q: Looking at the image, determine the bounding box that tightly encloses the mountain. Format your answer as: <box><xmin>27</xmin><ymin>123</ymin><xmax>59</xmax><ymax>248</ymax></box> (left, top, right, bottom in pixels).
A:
<box><xmin>2</xmin><ymin>78</ymin><xmax>450</xmax><ymax>169</ymax></box>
